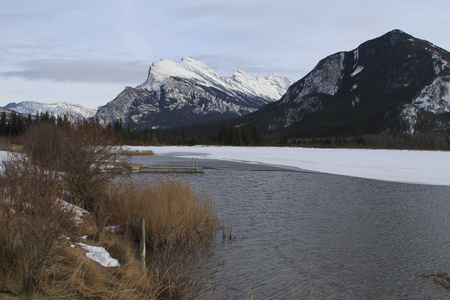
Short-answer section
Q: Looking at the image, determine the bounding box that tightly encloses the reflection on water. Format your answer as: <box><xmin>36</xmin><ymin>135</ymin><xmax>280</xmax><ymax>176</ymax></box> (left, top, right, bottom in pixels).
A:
<box><xmin>130</xmin><ymin>154</ymin><xmax>450</xmax><ymax>299</ymax></box>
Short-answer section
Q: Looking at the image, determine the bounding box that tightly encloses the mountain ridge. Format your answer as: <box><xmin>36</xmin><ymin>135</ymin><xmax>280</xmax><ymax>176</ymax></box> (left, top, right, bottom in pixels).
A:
<box><xmin>4</xmin><ymin>101</ymin><xmax>97</xmax><ymax>122</ymax></box>
<box><xmin>95</xmin><ymin>57</ymin><xmax>294</xmax><ymax>129</ymax></box>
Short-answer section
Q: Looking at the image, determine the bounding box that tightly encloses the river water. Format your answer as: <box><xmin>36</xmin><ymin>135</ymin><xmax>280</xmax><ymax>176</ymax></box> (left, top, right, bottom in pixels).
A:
<box><xmin>130</xmin><ymin>152</ymin><xmax>450</xmax><ymax>299</ymax></box>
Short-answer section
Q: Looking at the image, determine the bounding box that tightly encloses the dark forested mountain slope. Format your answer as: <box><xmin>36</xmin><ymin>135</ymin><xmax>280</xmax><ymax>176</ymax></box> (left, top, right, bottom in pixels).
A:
<box><xmin>240</xmin><ymin>29</ymin><xmax>450</xmax><ymax>138</ymax></box>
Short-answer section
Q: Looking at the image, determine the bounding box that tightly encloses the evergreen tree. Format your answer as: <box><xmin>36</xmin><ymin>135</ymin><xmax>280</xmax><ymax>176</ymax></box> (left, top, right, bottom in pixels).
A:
<box><xmin>0</xmin><ymin>112</ymin><xmax>6</xmax><ymax>136</ymax></box>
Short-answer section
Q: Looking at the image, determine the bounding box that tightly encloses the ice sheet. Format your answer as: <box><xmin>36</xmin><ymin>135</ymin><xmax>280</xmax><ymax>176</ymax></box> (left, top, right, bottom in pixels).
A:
<box><xmin>127</xmin><ymin>146</ymin><xmax>450</xmax><ymax>186</ymax></box>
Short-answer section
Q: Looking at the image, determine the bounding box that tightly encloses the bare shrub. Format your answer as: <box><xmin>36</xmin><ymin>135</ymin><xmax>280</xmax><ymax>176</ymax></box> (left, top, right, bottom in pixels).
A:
<box><xmin>22</xmin><ymin>122</ymin><xmax>65</xmax><ymax>169</ymax></box>
<box><xmin>23</xmin><ymin>121</ymin><xmax>124</xmax><ymax>213</ymax></box>
<box><xmin>0</xmin><ymin>153</ymin><xmax>76</xmax><ymax>295</ymax></box>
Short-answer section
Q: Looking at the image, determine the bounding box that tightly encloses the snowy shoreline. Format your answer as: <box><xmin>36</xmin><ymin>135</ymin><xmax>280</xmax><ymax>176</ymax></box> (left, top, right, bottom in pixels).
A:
<box><xmin>127</xmin><ymin>146</ymin><xmax>450</xmax><ymax>187</ymax></box>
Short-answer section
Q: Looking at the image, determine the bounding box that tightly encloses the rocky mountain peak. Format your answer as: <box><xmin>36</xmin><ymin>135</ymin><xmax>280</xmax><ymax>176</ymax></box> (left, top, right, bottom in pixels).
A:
<box><xmin>96</xmin><ymin>57</ymin><xmax>293</xmax><ymax>129</ymax></box>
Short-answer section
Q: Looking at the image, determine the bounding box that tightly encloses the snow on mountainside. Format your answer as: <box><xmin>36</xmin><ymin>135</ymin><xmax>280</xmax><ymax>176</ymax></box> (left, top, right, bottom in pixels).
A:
<box><xmin>4</xmin><ymin>101</ymin><xmax>96</xmax><ymax>121</ymax></box>
<box><xmin>412</xmin><ymin>76</ymin><xmax>450</xmax><ymax>114</ymax></box>
<box><xmin>138</xmin><ymin>57</ymin><xmax>292</xmax><ymax>100</ymax></box>
<box><xmin>96</xmin><ymin>57</ymin><xmax>293</xmax><ymax>129</ymax></box>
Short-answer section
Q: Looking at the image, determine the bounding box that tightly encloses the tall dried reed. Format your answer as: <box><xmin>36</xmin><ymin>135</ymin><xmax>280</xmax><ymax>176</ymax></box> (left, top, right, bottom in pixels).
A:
<box><xmin>107</xmin><ymin>177</ymin><xmax>216</xmax><ymax>249</ymax></box>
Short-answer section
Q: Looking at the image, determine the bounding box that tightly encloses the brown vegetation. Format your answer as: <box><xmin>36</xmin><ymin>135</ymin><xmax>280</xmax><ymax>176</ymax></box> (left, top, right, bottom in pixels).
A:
<box><xmin>22</xmin><ymin>121</ymin><xmax>122</xmax><ymax>212</ymax></box>
<box><xmin>0</xmin><ymin>121</ymin><xmax>218</xmax><ymax>299</ymax></box>
<box><xmin>119</xmin><ymin>149</ymin><xmax>155</xmax><ymax>156</ymax></box>
<box><xmin>108</xmin><ymin>178</ymin><xmax>215</xmax><ymax>249</ymax></box>
<box><xmin>0</xmin><ymin>153</ymin><xmax>77</xmax><ymax>295</ymax></box>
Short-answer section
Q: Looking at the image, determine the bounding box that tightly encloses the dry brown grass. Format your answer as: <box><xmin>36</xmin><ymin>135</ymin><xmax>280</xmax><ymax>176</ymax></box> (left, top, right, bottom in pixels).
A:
<box><xmin>56</xmin><ymin>236</ymin><xmax>161</xmax><ymax>300</ymax></box>
<box><xmin>107</xmin><ymin>178</ymin><xmax>216</xmax><ymax>249</ymax></box>
<box><xmin>119</xmin><ymin>149</ymin><xmax>155</xmax><ymax>156</ymax></box>
<box><xmin>101</xmin><ymin>178</ymin><xmax>218</xmax><ymax>299</ymax></box>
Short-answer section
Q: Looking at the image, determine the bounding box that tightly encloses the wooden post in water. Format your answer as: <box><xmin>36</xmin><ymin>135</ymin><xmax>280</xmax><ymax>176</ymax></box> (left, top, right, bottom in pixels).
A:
<box><xmin>140</xmin><ymin>217</ymin><xmax>146</xmax><ymax>268</ymax></box>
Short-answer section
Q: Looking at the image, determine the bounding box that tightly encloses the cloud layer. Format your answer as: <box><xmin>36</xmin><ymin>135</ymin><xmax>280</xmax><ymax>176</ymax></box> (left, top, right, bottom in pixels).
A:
<box><xmin>1</xmin><ymin>59</ymin><xmax>149</xmax><ymax>84</ymax></box>
<box><xmin>1</xmin><ymin>0</ymin><xmax>450</xmax><ymax>108</ymax></box>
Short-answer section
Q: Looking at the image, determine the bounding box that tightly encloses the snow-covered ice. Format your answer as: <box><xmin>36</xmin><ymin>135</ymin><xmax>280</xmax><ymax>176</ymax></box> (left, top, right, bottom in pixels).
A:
<box><xmin>127</xmin><ymin>146</ymin><xmax>450</xmax><ymax>186</ymax></box>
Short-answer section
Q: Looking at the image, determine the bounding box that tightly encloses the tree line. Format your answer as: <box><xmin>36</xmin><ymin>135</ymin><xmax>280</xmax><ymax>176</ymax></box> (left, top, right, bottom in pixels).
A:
<box><xmin>1</xmin><ymin>110</ymin><xmax>447</xmax><ymax>149</ymax></box>
<box><xmin>0</xmin><ymin>110</ymin><xmax>71</xmax><ymax>137</ymax></box>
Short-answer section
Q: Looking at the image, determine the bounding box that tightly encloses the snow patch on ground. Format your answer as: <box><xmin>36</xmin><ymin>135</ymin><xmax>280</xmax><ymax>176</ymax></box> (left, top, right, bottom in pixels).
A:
<box><xmin>77</xmin><ymin>242</ymin><xmax>120</xmax><ymax>267</ymax></box>
<box><xmin>128</xmin><ymin>146</ymin><xmax>450</xmax><ymax>186</ymax></box>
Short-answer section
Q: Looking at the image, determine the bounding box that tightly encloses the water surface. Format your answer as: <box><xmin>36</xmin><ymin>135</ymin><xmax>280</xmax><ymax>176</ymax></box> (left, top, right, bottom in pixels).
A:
<box><xmin>130</xmin><ymin>153</ymin><xmax>450</xmax><ymax>299</ymax></box>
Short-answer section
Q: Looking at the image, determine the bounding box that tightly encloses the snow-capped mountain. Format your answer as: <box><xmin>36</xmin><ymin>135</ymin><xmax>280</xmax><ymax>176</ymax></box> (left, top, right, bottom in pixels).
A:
<box><xmin>243</xmin><ymin>29</ymin><xmax>450</xmax><ymax>136</ymax></box>
<box><xmin>96</xmin><ymin>57</ymin><xmax>293</xmax><ymax>129</ymax></box>
<box><xmin>4</xmin><ymin>101</ymin><xmax>96</xmax><ymax>122</ymax></box>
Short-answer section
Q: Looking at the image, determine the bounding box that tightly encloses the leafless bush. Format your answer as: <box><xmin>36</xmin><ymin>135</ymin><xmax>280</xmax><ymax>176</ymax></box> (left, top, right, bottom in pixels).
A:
<box><xmin>0</xmin><ymin>153</ymin><xmax>76</xmax><ymax>295</ymax></box>
<box><xmin>23</xmin><ymin>121</ymin><xmax>124</xmax><ymax>213</ymax></box>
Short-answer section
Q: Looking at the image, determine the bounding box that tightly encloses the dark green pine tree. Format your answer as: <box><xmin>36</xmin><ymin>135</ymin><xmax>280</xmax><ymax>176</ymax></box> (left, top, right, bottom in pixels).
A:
<box><xmin>0</xmin><ymin>112</ymin><xmax>7</xmax><ymax>136</ymax></box>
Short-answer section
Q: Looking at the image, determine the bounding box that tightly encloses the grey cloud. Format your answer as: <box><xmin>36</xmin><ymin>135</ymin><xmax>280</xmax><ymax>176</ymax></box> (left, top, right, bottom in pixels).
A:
<box><xmin>0</xmin><ymin>59</ymin><xmax>150</xmax><ymax>84</ymax></box>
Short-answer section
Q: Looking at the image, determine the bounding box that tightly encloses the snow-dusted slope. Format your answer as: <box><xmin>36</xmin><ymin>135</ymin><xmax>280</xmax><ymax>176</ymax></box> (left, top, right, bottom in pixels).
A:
<box><xmin>5</xmin><ymin>101</ymin><xmax>96</xmax><ymax>121</ymax></box>
<box><xmin>412</xmin><ymin>75</ymin><xmax>450</xmax><ymax>114</ymax></box>
<box><xmin>96</xmin><ymin>57</ymin><xmax>293</xmax><ymax>129</ymax></box>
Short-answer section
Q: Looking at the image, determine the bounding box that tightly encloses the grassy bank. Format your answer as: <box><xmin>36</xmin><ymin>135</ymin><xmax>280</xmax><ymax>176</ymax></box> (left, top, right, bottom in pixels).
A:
<box><xmin>0</xmin><ymin>161</ymin><xmax>216</xmax><ymax>299</ymax></box>
<box><xmin>0</xmin><ymin>121</ymin><xmax>217</xmax><ymax>299</ymax></box>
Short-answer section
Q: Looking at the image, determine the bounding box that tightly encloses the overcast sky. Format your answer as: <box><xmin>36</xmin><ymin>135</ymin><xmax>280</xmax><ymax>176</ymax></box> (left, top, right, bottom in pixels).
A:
<box><xmin>1</xmin><ymin>0</ymin><xmax>449</xmax><ymax>109</ymax></box>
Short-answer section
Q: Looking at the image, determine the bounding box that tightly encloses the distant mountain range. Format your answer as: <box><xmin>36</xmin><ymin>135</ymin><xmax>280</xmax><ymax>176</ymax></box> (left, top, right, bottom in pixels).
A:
<box><xmin>4</xmin><ymin>101</ymin><xmax>96</xmax><ymax>122</ymax></box>
<box><xmin>95</xmin><ymin>56</ymin><xmax>294</xmax><ymax>129</ymax></box>
<box><xmin>4</xmin><ymin>29</ymin><xmax>450</xmax><ymax>138</ymax></box>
